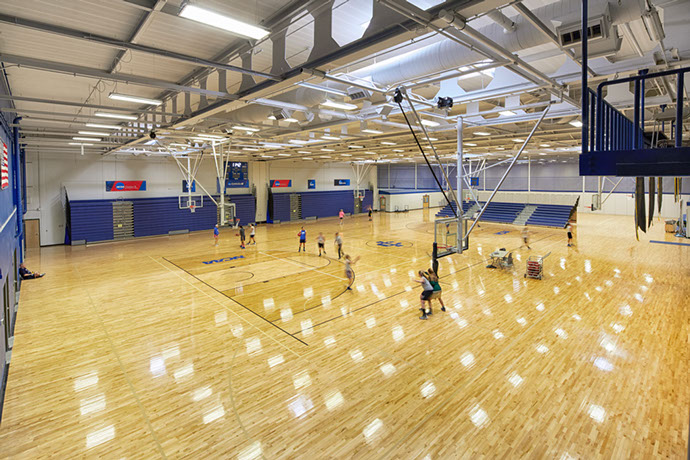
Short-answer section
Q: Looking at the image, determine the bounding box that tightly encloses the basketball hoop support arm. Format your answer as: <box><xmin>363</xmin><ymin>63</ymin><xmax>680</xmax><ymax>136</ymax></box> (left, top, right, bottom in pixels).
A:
<box><xmin>464</xmin><ymin>105</ymin><xmax>551</xmax><ymax>240</ymax></box>
<box><xmin>157</xmin><ymin>140</ymin><xmax>218</xmax><ymax>208</ymax></box>
<box><xmin>212</xmin><ymin>142</ymin><xmax>231</xmax><ymax>225</ymax></box>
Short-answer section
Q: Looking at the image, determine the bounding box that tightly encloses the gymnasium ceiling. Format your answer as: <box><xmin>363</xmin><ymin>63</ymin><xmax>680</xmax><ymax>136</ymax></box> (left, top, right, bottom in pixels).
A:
<box><xmin>0</xmin><ymin>0</ymin><xmax>689</xmax><ymax>165</ymax></box>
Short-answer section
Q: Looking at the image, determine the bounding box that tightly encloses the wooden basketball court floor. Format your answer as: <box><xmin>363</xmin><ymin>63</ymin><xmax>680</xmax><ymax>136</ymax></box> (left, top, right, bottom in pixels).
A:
<box><xmin>0</xmin><ymin>210</ymin><xmax>688</xmax><ymax>458</ymax></box>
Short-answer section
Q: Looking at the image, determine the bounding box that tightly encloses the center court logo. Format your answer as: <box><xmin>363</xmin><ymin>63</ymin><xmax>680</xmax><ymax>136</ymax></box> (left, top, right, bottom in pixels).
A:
<box><xmin>376</xmin><ymin>241</ymin><xmax>403</xmax><ymax>247</ymax></box>
<box><xmin>202</xmin><ymin>255</ymin><xmax>245</xmax><ymax>265</ymax></box>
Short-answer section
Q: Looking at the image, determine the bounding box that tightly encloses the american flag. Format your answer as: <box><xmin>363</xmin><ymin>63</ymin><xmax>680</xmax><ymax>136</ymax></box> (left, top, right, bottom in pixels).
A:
<box><xmin>1</xmin><ymin>142</ymin><xmax>7</xmax><ymax>190</ymax></box>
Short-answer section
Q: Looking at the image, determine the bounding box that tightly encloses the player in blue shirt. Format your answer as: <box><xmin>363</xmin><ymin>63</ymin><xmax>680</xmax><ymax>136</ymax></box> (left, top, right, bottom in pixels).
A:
<box><xmin>297</xmin><ymin>227</ymin><xmax>306</xmax><ymax>252</ymax></box>
<box><xmin>213</xmin><ymin>224</ymin><xmax>219</xmax><ymax>246</ymax></box>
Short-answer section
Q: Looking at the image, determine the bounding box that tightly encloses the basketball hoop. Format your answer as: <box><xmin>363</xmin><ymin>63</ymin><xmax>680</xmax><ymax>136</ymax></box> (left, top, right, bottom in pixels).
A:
<box><xmin>190</xmin><ymin>203</ymin><xmax>196</xmax><ymax>213</ymax></box>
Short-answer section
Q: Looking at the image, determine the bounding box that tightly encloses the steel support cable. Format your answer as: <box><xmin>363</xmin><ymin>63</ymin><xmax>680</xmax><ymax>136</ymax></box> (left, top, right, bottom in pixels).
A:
<box><xmin>394</xmin><ymin>98</ymin><xmax>458</xmax><ymax>218</ymax></box>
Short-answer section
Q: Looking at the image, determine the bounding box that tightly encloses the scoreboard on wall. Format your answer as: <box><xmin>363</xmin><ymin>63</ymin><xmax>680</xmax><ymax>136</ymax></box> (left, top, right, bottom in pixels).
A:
<box><xmin>226</xmin><ymin>162</ymin><xmax>249</xmax><ymax>188</ymax></box>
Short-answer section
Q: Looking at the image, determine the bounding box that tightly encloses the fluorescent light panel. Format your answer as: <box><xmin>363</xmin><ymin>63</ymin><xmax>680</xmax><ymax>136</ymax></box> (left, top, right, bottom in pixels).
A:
<box><xmin>380</xmin><ymin>141</ymin><xmax>397</xmax><ymax>145</ymax></box>
<box><xmin>69</xmin><ymin>142</ymin><xmax>93</xmax><ymax>146</ymax></box>
<box><xmin>94</xmin><ymin>112</ymin><xmax>137</xmax><ymax>120</ymax></box>
<box><xmin>569</xmin><ymin>120</ymin><xmax>583</xmax><ymax>127</ymax></box>
<box><xmin>499</xmin><ymin>110</ymin><xmax>516</xmax><ymax>117</ymax></box>
<box><xmin>362</xmin><ymin>129</ymin><xmax>383</xmax><ymax>134</ymax></box>
<box><xmin>475</xmin><ymin>131</ymin><xmax>491</xmax><ymax>136</ymax></box>
<box><xmin>108</xmin><ymin>93</ymin><xmax>162</xmax><ymax>106</ymax></box>
<box><xmin>72</xmin><ymin>137</ymin><xmax>101</xmax><ymax>142</ymax></box>
<box><xmin>421</xmin><ymin>120</ymin><xmax>440</xmax><ymax>127</ymax></box>
<box><xmin>321</xmin><ymin>135</ymin><xmax>340</xmax><ymax>140</ymax></box>
<box><xmin>78</xmin><ymin>131</ymin><xmax>108</xmax><ymax>136</ymax></box>
<box><xmin>179</xmin><ymin>5</ymin><xmax>269</xmax><ymax>40</ymax></box>
<box><xmin>85</xmin><ymin>123</ymin><xmax>122</xmax><ymax>130</ymax></box>
<box><xmin>232</xmin><ymin>125</ymin><xmax>260</xmax><ymax>132</ymax></box>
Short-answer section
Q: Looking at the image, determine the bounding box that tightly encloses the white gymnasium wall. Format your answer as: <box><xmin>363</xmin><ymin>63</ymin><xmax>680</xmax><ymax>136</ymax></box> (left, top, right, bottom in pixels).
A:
<box><xmin>27</xmin><ymin>153</ymin><xmax>378</xmax><ymax>246</ymax></box>
<box><xmin>27</xmin><ymin>152</ymin><xmax>242</xmax><ymax>246</ymax></box>
<box><xmin>382</xmin><ymin>191</ymin><xmax>447</xmax><ymax>212</ymax></box>
<box><xmin>268</xmin><ymin>161</ymin><xmax>376</xmax><ymax>193</ymax></box>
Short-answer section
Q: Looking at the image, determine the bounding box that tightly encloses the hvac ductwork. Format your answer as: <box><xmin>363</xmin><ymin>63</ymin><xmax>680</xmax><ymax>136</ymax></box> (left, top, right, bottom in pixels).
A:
<box><xmin>224</xmin><ymin>0</ymin><xmax>645</xmax><ymax>123</ymax></box>
<box><xmin>352</xmin><ymin>0</ymin><xmax>644</xmax><ymax>87</ymax></box>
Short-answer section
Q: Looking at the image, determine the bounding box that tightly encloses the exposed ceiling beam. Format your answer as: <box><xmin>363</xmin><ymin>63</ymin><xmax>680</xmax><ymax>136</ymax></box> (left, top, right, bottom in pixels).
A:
<box><xmin>108</xmin><ymin>0</ymin><xmax>167</xmax><ymax>73</ymax></box>
<box><xmin>0</xmin><ymin>94</ymin><xmax>185</xmax><ymax>116</ymax></box>
<box><xmin>0</xmin><ymin>53</ymin><xmax>237</xmax><ymax>99</ymax></box>
<box><xmin>0</xmin><ymin>13</ymin><xmax>279</xmax><ymax>81</ymax></box>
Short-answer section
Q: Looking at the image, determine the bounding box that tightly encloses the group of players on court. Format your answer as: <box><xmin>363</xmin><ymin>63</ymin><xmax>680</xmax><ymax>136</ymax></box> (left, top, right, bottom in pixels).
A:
<box><xmin>213</xmin><ymin>206</ymin><xmax>573</xmax><ymax>321</ymax></box>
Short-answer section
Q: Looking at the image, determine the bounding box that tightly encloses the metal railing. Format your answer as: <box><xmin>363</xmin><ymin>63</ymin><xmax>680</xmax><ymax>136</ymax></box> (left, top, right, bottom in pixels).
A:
<box><xmin>588</xmin><ymin>66</ymin><xmax>689</xmax><ymax>153</ymax></box>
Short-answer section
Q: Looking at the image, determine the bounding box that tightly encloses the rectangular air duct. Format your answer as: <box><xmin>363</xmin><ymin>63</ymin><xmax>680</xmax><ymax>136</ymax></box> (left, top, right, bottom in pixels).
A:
<box><xmin>347</xmin><ymin>86</ymin><xmax>372</xmax><ymax>101</ymax></box>
<box><xmin>556</xmin><ymin>3</ymin><xmax>622</xmax><ymax>59</ymax></box>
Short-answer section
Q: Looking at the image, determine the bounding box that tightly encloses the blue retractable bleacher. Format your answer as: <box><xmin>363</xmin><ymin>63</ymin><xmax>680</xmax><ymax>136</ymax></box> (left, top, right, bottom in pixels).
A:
<box><xmin>436</xmin><ymin>201</ymin><xmax>524</xmax><ymax>224</ymax></box>
<box><xmin>526</xmin><ymin>204</ymin><xmax>573</xmax><ymax>228</ymax></box>
<box><xmin>436</xmin><ymin>200</ymin><xmax>575</xmax><ymax>228</ymax></box>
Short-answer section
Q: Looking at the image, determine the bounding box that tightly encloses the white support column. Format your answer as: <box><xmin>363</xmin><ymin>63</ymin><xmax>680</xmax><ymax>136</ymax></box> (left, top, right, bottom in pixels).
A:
<box><xmin>527</xmin><ymin>154</ymin><xmax>531</xmax><ymax>203</ymax></box>
<box><xmin>457</xmin><ymin>117</ymin><xmax>463</xmax><ymax>254</ymax></box>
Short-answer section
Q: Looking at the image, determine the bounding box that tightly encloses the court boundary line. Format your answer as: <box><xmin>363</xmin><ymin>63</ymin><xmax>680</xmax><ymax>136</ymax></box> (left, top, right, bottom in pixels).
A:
<box><xmin>161</xmin><ymin>256</ymin><xmax>309</xmax><ymax>347</ymax></box>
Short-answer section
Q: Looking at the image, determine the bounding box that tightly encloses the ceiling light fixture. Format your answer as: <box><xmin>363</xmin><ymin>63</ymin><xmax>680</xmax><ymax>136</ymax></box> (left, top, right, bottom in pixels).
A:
<box><xmin>513</xmin><ymin>138</ymin><xmax>525</xmax><ymax>142</ymax></box>
<box><xmin>108</xmin><ymin>93</ymin><xmax>162</xmax><ymax>106</ymax></box>
<box><xmin>297</xmin><ymin>82</ymin><xmax>348</xmax><ymax>96</ymax></box>
<box><xmin>362</xmin><ymin>129</ymin><xmax>383</xmax><ymax>134</ymax></box>
<box><xmin>232</xmin><ymin>125</ymin><xmax>260</xmax><ymax>132</ymax></box>
<box><xmin>284</xmin><ymin>118</ymin><xmax>299</xmax><ymax>123</ymax></box>
<box><xmin>179</xmin><ymin>4</ymin><xmax>269</xmax><ymax>40</ymax></box>
<box><xmin>569</xmin><ymin>120</ymin><xmax>583</xmax><ymax>128</ymax></box>
<box><xmin>72</xmin><ymin>137</ymin><xmax>101</xmax><ymax>142</ymax></box>
<box><xmin>540</xmin><ymin>143</ymin><xmax>551</xmax><ymax>147</ymax></box>
<box><xmin>297</xmin><ymin>151</ymin><xmax>311</xmax><ymax>154</ymax></box>
<box><xmin>68</xmin><ymin>142</ymin><xmax>94</xmax><ymax>146</ymax></box>
<box><xmin>393</xmin><ymin>149</ymin><xmax>404</xmax><ymax>153</ymax></box>
<box><xmin>321</xmin><ymin>135</ymin><xmax>340</xmax><ymax>140</ymax></box>
<box><xmin>242</xmin><ymin>147</ymin><xmax>260</xmax><ymax>151</ymax></box>
<box><xmin>499</xmin><ymin>110</ymin><xmax>517</xmax><ymax>117</ymax></box>
<box><xmin>321</xmin><ymin>100</ymin><xmax>358</xmax><ymax>111</ymax></box>
<box><xmin>380</xmin><ymin>141</ymin><xmax>397</xmax><ymax>145</ymax></box>
<box><xmin>278</xmin><ymin>153</ymin><xmax>291</xmax><ymax>156</ymax></box>
<box><xmin>85</xmin><ymin>123</ymin><xmax>122</xmax><ymax>130</ymax></box>
<box><xmin>465</xmin><ymin>142</ymin><xmax>477</xmax><ymax>147</ymax></box>
<box><xmin>474</xmin><ymin>131</ymin><xmax>491</xmax><ymax>136</ymax></box>
<box><xmin>289</xmin><ymin>140</ymin><xmax>309</xmax><ymax>144</ymax></box>
<box><xmin>421</xmin><ymin>120</ymin><xmax>440</xmax><ymax>127</ymax></box>
<box><xmin>95</xmin><ymin>112</ymin><xmax>137</xmax><ymax>120</ymax></box>
<box><xmin>197</xmin><ymin>133</ymin><xmax>225</xmax><ymax>139</ymax></box>
<box><xmin>321</xmin><ymin>148</ymin><xmax>335</xmax><ymax>152</ymax></box>
<box><xmin>302</xmin><ymin>157</ymin><xmax>313</xmax><ymax>160</ymax></box>
<box><xmin>78</xmin><ymin>131</ymin><xmax>108</xmax><ymax>136</ymax></box>
<box><xmin>348</xmin><ymin>145</ymin><xmax>364</xmax><ymax>149</ymax></box>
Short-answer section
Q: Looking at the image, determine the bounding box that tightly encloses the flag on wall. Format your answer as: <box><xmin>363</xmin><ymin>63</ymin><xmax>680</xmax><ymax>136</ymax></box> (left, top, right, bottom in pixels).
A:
<box><xmin>1</xmin><ymin>142</ymin><xmax>8</xmax><ymax>190</ymax></box>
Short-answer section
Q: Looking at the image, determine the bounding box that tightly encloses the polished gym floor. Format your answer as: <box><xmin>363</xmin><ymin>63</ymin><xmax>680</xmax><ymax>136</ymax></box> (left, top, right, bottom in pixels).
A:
<box><xmin>1</xmin><ymin>209</ymin><xmax>688</xmax><ymax>458</ymax></box>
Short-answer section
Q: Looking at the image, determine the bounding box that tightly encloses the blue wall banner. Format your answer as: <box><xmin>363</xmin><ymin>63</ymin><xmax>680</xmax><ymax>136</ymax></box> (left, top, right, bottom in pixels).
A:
<box><xmin>226</xmin><ymin>161</ymin><xmax>249</xmax><ymax>188</ymax></box>
<box><xmin>271</xmin><ymin>180</ymin><xmax>292</xmax><ymax>188</ymax></box>
<box><xmin>106</xmin><ymin>180</ymin><xmax>146</xmax><ymax>191</ymax></box>
<box><xmin>308</xmin><ymin>179</ymin><xmax>316</xmax><ymax>189</ymax></box>
<box><xmin>183</xmin><ymin>180</ymin><xmax>196</xmax><ymax>192</ymax></box>
<box><xmin>333</xmin><ymin>179</ymin><xmax>350</xmax><ymax>186</ymax></box>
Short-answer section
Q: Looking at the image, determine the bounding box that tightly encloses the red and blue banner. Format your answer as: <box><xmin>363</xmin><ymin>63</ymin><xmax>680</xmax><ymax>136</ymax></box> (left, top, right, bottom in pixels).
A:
<box><xmin>270</xmin><ymin>180</ymin><xmax>291</xmax><ymax>188</ymax></box>
<box><xmin>106</xmin><ymin>180</ymin><xmax>147</xmax><ymax>192</ymax></box>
